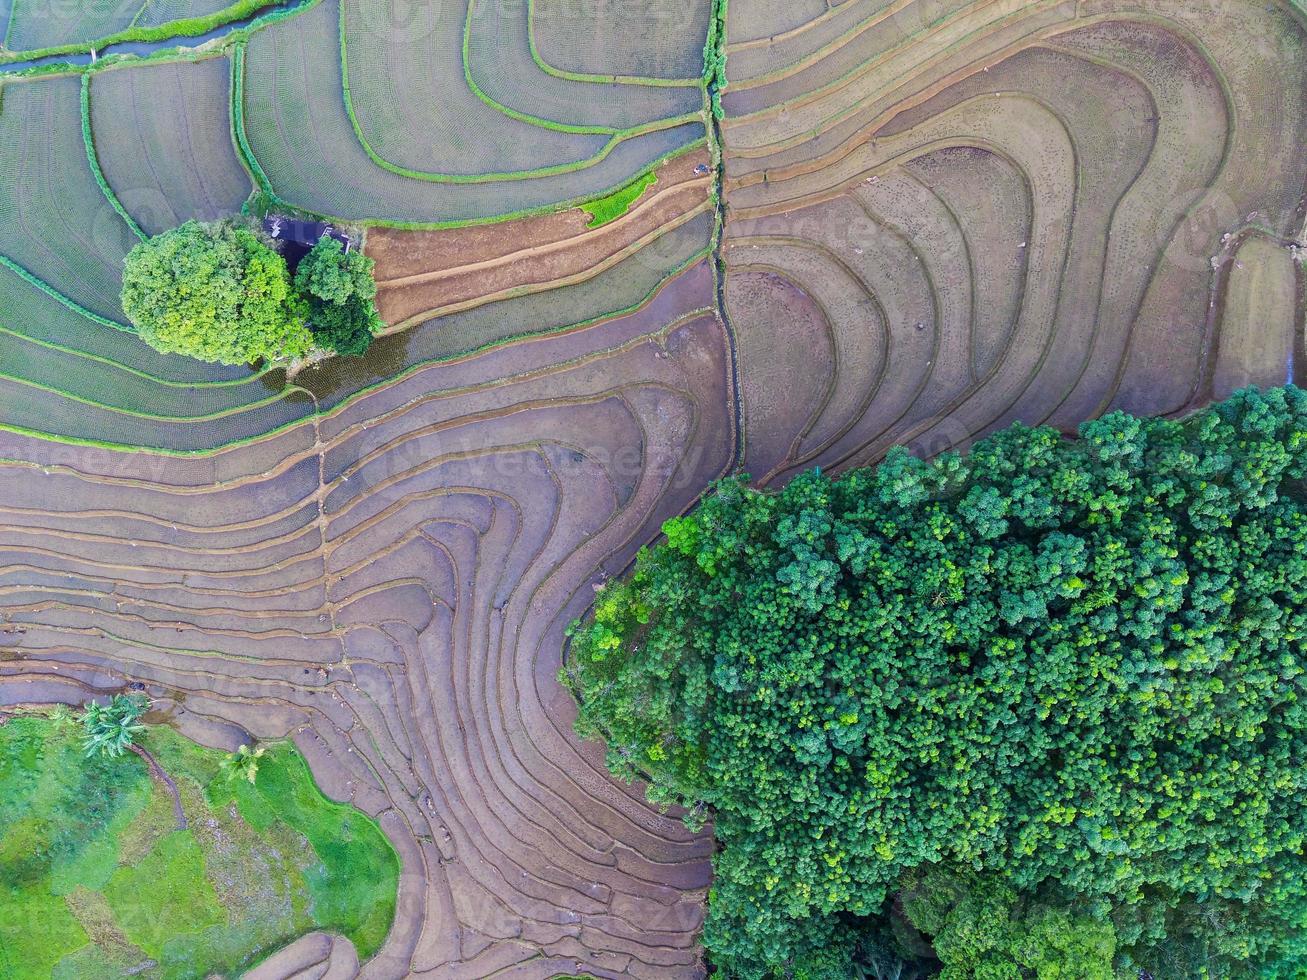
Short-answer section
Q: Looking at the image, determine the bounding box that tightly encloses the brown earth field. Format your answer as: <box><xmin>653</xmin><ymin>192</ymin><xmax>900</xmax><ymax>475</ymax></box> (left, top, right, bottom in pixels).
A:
<box><xmin>722</xmin><ymin>0</ymin><xmax>1307</xmax><ymax>486</ymax></box>
<box><xmin>2</xmin><ymin>1</ymin><xmax>1307</xmax><ymax>978</ymax></box>
<box><xmin>366</xmin><ymin>150</ymin><xmax>713</xmax><ymax>331</ymax></box>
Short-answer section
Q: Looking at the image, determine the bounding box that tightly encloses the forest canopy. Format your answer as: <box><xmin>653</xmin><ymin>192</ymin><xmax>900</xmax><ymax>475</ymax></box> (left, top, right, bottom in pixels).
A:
<box><xmin>563</xmin><ymin>386</ymin><xmax>1307</xmax><ymax>978</ymax></box>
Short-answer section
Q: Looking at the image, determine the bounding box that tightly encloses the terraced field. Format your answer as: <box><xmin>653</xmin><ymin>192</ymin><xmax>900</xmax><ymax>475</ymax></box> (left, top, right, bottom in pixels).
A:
<box><xmin>0</xmin><ymin>0</ymin><xmax>1305</xmax><ymax>976</ymax></box>
<box><xmin>0</xmin><ymin>267</ymin><xmax>731</xmax><ymax>975</ymax></box>
<box><xmin>722</xmin><ymin>0</ymin><xmax>1307</xmax><ymax>483</ymax></box>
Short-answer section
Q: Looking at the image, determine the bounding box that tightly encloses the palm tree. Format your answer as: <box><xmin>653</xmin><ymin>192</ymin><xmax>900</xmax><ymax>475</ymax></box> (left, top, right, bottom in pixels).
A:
<box><xmin>79</xmin><ymin>694</ymin><xmax>147</xmax><ymax>759</ymax></box>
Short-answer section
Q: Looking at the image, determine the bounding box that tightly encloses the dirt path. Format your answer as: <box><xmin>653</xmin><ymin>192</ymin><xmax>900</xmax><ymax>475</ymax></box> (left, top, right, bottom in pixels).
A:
<box><xmin>128</xmin><ymin>742</ymin><xmax>187</xmax><ymax>830</ymax></box>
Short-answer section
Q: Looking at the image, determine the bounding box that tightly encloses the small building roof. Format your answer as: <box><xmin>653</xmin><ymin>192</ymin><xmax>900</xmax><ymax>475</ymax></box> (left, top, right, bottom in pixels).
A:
<box><xmin>263</xmin><ymin>216</ymin><xmax>351</xmax><ymax>269</ymax></box>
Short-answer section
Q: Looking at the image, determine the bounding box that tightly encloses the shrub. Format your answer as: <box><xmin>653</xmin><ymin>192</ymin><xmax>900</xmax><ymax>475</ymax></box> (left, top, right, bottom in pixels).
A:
<box><xmin>564</xmin><ymin>386</ymin><xmax>1307</xmax><ymax>977</ymax></box>
<box><xmin>120</xmin><ymin>220</ymin><xmax>312</xmax><ymax>365</ymax></box>
<box><xmin>220</xmin><ymin>743</ymin><xmax>265</xmax><ymax>784</ymax></box>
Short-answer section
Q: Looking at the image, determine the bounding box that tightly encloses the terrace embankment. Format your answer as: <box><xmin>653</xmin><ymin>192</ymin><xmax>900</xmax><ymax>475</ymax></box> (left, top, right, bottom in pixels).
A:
<box><xmin>719</xmin><ymin>0</ymin><xmax>1307</xmax><ymax>486</ymax></box>
<box><xmin>0</xmin><ymin>258</ymin><xmax>731</xmax><ymax>979</ymax></box>
<box><xmin>4</xmin><ymin>3</ymin><xmax>1307</xmax><ymax>978</ymax></box>
<box><xmin>367</xmin><ymin>150</ymin><xmax>713</xmax><ymax>330</ymax></box>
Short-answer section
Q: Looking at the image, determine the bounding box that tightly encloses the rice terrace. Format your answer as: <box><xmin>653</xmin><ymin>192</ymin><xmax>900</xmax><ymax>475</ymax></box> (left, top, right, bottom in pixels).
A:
<box><xmin>0</xmin><ymin>0</ymin><xmax>1304</xmax><ymax>974</ymax></box>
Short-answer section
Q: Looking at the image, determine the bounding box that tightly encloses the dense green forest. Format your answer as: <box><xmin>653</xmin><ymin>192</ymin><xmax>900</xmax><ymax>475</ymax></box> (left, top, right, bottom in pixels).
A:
<box><xmin>563</xmin><ymin>387</ymin><xmax>1307</xmax><ymax>978</ymax></box>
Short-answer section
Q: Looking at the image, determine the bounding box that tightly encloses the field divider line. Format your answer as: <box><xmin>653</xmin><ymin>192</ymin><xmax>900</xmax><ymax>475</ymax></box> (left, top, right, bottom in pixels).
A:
<box><xmin>725</xmin><ymin>235</ymin><xmax>893</xmax><ymax>475</ymax></box>
<box><xmin>0</xmin><ymin>513</ymin><xmax>321</xmax><ymax>556</ymax></box>
<box><xmin>322</xmin><ymin>337</ymin><xmax>712</xmax><ymax>491</ymax></box>
<box><xmin>332</xmin><ymin>3</ymin><xmax>700</xmax><ymax>184</ymax></box>
<box><xmin>1028</xmin><ymin>32</ymin><xmax>1224</xmax><ymax>425</ymax></box>
<box><xmin>0</xmin><ymin>557</ymin><xmax>325</xmax><ymax>600</ymax></box>
<box><xmin>0</xmin><ymin>369</ymin><xmax>296</xmax><ymax>423</ymax></box>
<box><xmin>0</xmin><ymin>539</ymin><xmax>324</xmax><ymax>584</ymax></box>
<box><xmin>461</xmin><ymin>0</ymin><xmax>622</xmax><ymax>137</ymax></box>
<box><xmin>722</xmin><ymin>0</ymin><xmax>1075</xmax><ymax>141</ymax></box>
<box><xmin>0</xmin><ymin>497</ymin><xmax>319</xmax><ymax>538</ymax></box>
<box><xmin>81</xmin><ymin>72</ymin><xmax>147</xmax><ymax>241</ymax></box>
<box><xmin>126</xmin><ymin>0</ymin><xmax>152</xmax><ymax>33</ymax></box>
<box><xmin>703</xmin><ymin>0</ymin><xmax>740</xmax><ymax>469</ymax></box>
<box><xmin>726</xmin><ymin>0</ymin><xmax>932</xmax><ymax>82</ymax></box>
<box><xmin>0</xmin><ymin>324</ymin><xmax>281</xmax><ymax>391</ymax></box>
<box><xmin>0</xmin><ymin>254</ymin><xmax>131</xmax><ymax>331</ymax></box>
<box><xmin>4</xmin><ymin>584</ymin><xmax>327</xmax><ymax>624</ymax></box>
<box><xmin>380</xmin><ymin>200</ymin><xmax>713</xmax><ymax>332</ymax></box>
<box><xmin>524</xmin><ymin>0</ymin><xmax>701</xmax><ymax>88</ymax></box>
<box><xmin>229</xmin><ymin>41</ymin><xmax>276</xmax><ymax>197</ymax></box>
<box><xmin>0</xmin><ymin>249</ymin><xmax>710</xmax><ymax>456</ymax></box>
<box><xmin>375</xmin><ymin>178</ymin><xmax>710</xmax><ymax>288</ymax></box>
<box><xmin>726</xmin><ymin>0</ymin><xmax>886</xmax><ymax>53</ymax></box>
<box><xmin>722</xmin><ymin>257</ymin><xmax>845</xmax><ymax>480</ymax></box>
<box><xmin>291</xmin><ymin>137</ymin><xmax>710</xmax><ymax>231</ymax></box>
<box><xmin>727</xmin><ymin>113</ymin><xmax>1045</xmax><ymax>213</ymax></box>
<box><xmin>0</xmin><ymin>0</ymin><xmax>277</xmax><ymax>65</ymax></box>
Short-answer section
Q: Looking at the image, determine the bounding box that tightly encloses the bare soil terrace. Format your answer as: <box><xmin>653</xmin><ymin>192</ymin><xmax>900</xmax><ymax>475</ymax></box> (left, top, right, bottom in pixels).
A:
<box><xmin>367</xmin><ymin>150</ymin><xmax>713</xmax><ymax>329</ymax></box>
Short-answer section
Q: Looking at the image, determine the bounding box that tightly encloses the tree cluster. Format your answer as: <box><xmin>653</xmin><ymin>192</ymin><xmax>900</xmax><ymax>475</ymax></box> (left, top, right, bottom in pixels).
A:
<box><xmin>564</xmin><ymin>386</ymin><xmax>1307</xmax><ymax>978</ymax></box>
<box><xmin>119</xmin><ymin>220</ymin><xmax>381</xmax><ymax>365</ymax></box>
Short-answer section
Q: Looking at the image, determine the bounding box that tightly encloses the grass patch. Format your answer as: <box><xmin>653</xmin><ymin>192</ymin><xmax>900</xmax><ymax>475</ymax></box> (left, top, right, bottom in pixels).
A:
<box><xmin>580</xmin><ymin>171</ymin><xmax>657</xmax><ymax>227</ymax></box>
<box><xmin>0</xmin><ymin>715</ymin><xmax>398</xmax><ymax>978</ymax></box>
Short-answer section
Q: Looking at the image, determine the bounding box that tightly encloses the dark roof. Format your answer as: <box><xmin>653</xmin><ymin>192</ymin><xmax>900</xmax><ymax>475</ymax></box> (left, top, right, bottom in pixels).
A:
<box><xmin>263</xmin><ymin>216</ymin><xmax>350</xmax><ymax>270</ymax></box>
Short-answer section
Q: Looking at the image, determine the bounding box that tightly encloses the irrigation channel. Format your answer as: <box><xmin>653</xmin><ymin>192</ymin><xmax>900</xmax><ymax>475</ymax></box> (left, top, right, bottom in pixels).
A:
<box><xmin>0</xmin><ymin>0</ymin><xmax>309</xmax><ymax>74</ymax></box>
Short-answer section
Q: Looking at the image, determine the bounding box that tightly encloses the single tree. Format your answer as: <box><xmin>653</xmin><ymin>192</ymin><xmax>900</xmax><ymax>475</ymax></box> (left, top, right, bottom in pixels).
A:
<box><xmin>80</xmin><ymin>693</ymin><xmax>148</xmax><ymax>759</ymax></box>
<box><xmin>294</xmin><ymin>237</ymin><xmax>382</xmax><ymax>357</ymax></box>
<box><xmin>120</xmin><ymin>220</ymin><xmax>313</xmax><ymax>365</ymax></box>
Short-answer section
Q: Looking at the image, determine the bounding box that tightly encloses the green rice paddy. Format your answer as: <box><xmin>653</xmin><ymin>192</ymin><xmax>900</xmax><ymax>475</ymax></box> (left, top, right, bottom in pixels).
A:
<box><xmin>580</xmin><ymin>171</ymin><xmax>657</xmax><ymax>227</ymax></box>
<box><xmin>0</xmin><ymin>715</ymin><xmax>398</xmax><ymax>978</ymax></box>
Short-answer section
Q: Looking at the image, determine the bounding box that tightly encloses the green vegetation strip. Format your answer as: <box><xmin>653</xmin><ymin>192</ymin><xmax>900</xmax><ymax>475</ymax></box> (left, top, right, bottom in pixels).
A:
<box><xmin>333</xmin><ymin>0</ymin><xmax>702</xmax><ymax>185</ymax></box>
<box><xmin>580</xmin><ymin>171</ymin><xmax>657</xmax><ymax>227</ymax></box>
<box><xmin>0</xmin><ymin>0</ymin><xmax>276</xmax><ymax>64</ymax></box>
<box><xmin>79</xmin><ymin>74</ymin><xmax>147</xmax><ymax>242</ymax></box>
<box><xmin>0</xmin><ymin>715</ymin><xmax>397</xmax><ymax>978</ymax></box>
<box><xmin>0</xmin><ymin>369</ymin><xmax>293</xmax><ymax>422</ymax></box>
<box><xmin>0</xmin><ymin>0</ymin><xmax>322</xmax><ymax>82</ymax></box>
<box><xmin>523</xmin><ymin>0</ymin><xmax>700</xmax><ymax>88</ymax></box>
<box><xmin>0</xmin><ymin>255</ymin><xmax>131</xmax><ymax>332</ymax></box>
<box><xmin>0</xmin><ymin>245</ymin><xmax>710</xmax><ymax>454</ymax></box>
<box><xmin>703</xmin><ymin>0</ymin><xmax>728</xmax><ymax>118</ymax></box>
<box><xmin>229</xmin><ymin>42</ymin><xmax>276</xmax><ymax>197</ymax></box>
<box><xmin>0</xmin><ymin>325</ymin><xmax>276</xmax><ymax>389</ymax></box>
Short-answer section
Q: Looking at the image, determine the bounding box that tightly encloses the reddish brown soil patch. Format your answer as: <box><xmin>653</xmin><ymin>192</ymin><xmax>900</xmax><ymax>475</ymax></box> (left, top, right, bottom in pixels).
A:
<box><xmin>368</xmin><ymin>149</ymin><xmax>713</xmax><ymax>329</ymax></box>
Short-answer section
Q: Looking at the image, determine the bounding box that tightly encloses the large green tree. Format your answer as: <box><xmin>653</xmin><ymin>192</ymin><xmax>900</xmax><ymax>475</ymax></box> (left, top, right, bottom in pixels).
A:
<box><xmin>564</xmin><ymin>387</ymin><xmax>1307</xmax><ymax>977</ymax></box>
<box><xmin>294</xmin><ymin>236</ymin><xmax>382</xmax><ymax>357</ymax></box>
<box><xmin>120</xmin><ymin>220</ymin><xmax>312</xmax><ymax>365</ymax></box>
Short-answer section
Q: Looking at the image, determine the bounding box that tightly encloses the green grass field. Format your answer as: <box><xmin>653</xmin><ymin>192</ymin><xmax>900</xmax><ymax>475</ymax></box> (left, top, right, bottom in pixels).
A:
<box><xmin>580</xmin><ymin>171</ymin><xmax>658</xmax><ymax>227</ymax></box>
<box><xmin>0</xmin><ymin>715</ymin><xmax>397</xmax><ymax>978</ymax></box>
